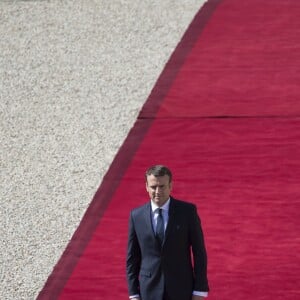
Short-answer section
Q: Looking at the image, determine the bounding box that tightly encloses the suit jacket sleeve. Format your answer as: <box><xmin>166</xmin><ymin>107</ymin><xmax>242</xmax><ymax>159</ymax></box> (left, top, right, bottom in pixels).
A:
<box><xmin>126</xmin><ymin>211</ymin><xmax>141</xmax><ymax>296</ymax></box>
<box><xmin>189</xmin><ymin>204</ymin><xmax>209</xmax><ymax>292</ymax></box>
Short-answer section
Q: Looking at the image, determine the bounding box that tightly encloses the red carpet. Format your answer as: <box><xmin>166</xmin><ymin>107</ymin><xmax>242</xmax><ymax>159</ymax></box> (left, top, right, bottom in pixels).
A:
<box><xmin>38</xmin><ymin>0</ymin><xmax>300</xmax><ymax>299</ymax></box>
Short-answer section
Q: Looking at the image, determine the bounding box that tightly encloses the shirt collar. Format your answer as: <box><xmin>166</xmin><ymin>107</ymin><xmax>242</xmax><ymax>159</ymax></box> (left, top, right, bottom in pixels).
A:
<box><xmin>151</xmin><ymin>198</ymin><xmax>171</xmax><ymax>213</ymax></box>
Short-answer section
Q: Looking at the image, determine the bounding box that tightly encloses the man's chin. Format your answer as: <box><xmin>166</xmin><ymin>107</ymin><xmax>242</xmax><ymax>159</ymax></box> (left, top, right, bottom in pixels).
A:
<box><xmin>153</xmin><ymin>197</ymin><xmax>167</xmax><ymax>206</ymax></box>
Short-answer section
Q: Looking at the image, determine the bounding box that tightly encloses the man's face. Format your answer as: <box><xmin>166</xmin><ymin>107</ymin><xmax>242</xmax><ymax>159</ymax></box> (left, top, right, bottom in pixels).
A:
<box><xmin>146</xmin><ymin>174</ymin><xmax>172</xmax><ymax>207</ymax></box>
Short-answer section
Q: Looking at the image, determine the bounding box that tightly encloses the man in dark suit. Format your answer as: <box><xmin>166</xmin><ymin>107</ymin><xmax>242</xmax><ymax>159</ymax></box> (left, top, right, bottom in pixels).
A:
<box><xmin>126</xmin><ymin>165</ymin><xmax>209</xmax><ymax>300</ymax></box>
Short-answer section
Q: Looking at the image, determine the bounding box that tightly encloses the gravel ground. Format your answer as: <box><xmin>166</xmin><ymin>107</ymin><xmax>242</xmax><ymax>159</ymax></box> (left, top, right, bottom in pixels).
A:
<box><xmin>0</xmin><ymin>1</ymin><xmax>206</xmax><ymax>299</ymax></box>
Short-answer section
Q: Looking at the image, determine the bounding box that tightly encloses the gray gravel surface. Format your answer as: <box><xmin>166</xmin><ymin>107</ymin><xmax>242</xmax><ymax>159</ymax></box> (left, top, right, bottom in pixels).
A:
<box><xmin>0</xmin><ymin>1</ymin><xmax>206</xmax><ymax>299</ymax></box>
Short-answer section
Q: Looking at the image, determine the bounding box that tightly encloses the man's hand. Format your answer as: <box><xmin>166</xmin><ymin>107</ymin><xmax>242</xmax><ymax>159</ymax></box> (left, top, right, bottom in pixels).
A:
<box><xmin>192</xmin><ymin>296</ymin><xmax>204</xmax><ymax>300</ymax></box>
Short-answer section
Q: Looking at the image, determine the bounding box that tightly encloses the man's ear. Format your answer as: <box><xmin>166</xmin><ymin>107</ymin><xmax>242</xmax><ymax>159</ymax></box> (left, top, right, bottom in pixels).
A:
<box><xmin>145</xmin><ymin>182</ymin><xmax>149</xmax><ymax>191</ymax></box>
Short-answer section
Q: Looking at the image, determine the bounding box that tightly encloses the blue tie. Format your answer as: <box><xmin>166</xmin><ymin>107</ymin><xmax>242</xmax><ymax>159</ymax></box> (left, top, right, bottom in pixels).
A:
<box><xmin>156</xmin><ymin>208</ymin><xmax>164</xmax><ymax>245</ymax></box>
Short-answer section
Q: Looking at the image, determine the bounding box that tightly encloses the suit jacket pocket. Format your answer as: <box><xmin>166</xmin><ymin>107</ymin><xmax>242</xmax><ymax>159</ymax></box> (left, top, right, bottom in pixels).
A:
<box><xmin>139</xmin><ymin>270</ymin><xmax>151</xmax><ymax>278</ymax></box>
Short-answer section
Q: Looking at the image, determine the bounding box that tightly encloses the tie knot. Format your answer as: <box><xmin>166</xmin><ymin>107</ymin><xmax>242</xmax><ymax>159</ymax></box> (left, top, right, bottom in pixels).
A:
<box><xmin>157</xmin><ymin>208</ymin><xmax>163</xmax><ymax>216</ymax></box>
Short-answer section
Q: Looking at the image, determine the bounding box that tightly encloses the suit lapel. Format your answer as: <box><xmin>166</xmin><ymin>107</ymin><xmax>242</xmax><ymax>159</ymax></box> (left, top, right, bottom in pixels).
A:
<box><xmin>164</xmin><ymin>198</ymin><xmax>176</xmax><ymax>245</ymax></box>
<box><xmin>143</xmin><ymin>202</ymin><xmax>156</xmax><ymax>237</ymax></box>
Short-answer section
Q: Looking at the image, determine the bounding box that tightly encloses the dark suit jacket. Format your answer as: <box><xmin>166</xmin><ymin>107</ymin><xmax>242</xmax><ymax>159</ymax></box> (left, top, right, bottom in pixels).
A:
<box><xmin>126</xmin><ymin>197</ymin><xmax>209</xmax><ymax>300</ymax></box>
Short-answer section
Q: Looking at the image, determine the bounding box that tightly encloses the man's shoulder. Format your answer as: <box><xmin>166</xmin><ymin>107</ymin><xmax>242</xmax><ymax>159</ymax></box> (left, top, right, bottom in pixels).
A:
<box><xmin>130</xmin><ymin>202</ymin><xmax>149</xmax><ymax>215</ymax></box>
<box><xmin>171</xmin><ymin>197</ymin><xmax>196</xmax><ymax>210</ymax></box>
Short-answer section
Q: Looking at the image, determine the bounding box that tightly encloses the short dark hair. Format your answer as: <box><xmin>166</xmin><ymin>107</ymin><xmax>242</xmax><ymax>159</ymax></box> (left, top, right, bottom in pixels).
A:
<box><xmin>145</xmin><ymin>165</ymin><xmax>172</xmax><ymax>183</ymax></box>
